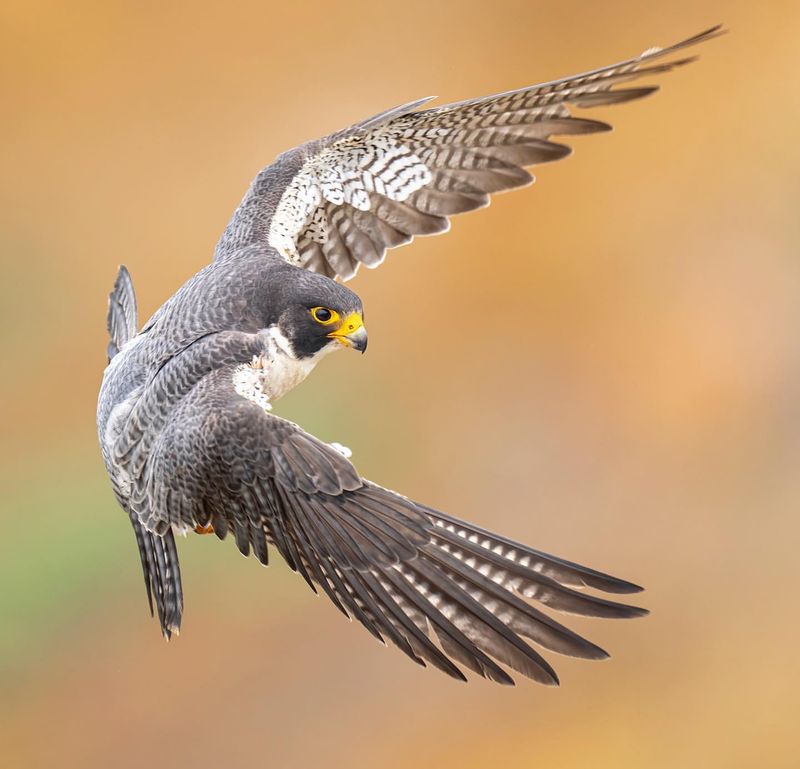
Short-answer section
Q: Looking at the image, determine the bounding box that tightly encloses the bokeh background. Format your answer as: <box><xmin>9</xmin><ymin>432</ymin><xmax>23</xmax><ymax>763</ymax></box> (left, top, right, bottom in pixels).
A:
<box><xmin>2</xmin><ymin>2</ymin><xmax>798</xmax><ymax>767</ymax></box>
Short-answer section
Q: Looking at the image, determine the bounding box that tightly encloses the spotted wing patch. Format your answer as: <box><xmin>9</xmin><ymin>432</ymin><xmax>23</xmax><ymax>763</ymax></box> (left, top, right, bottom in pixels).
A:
<box><xmin>258</xmin><ymin>27</ymin><xmax>721</xmax><ymax>282</ymax></box>
<box><xmin>268</xmin><ymin>132</ymin><xmax>433</xmax><ymax>268</ymax></box>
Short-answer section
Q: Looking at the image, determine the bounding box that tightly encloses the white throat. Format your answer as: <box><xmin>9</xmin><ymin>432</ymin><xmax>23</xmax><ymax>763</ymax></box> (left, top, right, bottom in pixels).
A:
<box><xmin>232</xmin><ymin>325</ymin><xmax>339</xmax><ymax>409</ymax></box>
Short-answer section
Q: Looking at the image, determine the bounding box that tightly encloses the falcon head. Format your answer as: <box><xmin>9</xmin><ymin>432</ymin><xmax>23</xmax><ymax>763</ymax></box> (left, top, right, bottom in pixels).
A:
<box><xmin>273</xmin><ymin>273</ymin><xmax>367</xmax><ymax>359</ymax></box>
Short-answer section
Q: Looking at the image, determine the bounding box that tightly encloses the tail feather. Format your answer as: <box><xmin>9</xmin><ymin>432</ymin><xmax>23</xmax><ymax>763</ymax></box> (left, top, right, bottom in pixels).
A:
<box><xmin>104</xmin><ymin>266</ymin><xmax>182</xmax><ymax>637</ymax></box>
<box><xmin>106</xmin><ymin>265</ymin><xmax>138</xmax><ymax>361</ymax></box>
<box><xmin>129</xmin><ymin>512</ymin><xmax>183</xmax><ymax>638</ymax></box>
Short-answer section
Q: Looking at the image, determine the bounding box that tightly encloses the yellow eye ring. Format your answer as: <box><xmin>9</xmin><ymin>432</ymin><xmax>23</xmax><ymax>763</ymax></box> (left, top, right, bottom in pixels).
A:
<box><xmin>311</xmin><ymin>307</ymin><xmax>339</xmax><ymax>326</ymax></box>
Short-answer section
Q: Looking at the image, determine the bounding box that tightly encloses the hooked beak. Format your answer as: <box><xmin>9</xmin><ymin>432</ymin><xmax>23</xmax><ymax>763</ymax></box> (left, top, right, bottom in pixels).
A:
<box><xmin>327</xmin><ymin>311</ymin><xmax>368</xmax><ymax>353</ymax></box>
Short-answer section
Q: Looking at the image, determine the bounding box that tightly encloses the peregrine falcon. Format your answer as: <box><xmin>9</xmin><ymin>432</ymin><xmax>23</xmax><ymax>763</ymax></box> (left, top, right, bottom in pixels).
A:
<box><xmin>98</xmin><ymin>27</ymin><xmax>721</xmax><ymax>685</ymax></box>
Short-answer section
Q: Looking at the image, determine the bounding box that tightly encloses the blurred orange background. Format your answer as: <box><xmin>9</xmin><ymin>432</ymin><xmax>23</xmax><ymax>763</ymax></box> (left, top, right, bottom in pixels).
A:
<box><xmin>2</xmin><ymin>2</ymin><xmax>798</xmax><ymax>767</ymax></box>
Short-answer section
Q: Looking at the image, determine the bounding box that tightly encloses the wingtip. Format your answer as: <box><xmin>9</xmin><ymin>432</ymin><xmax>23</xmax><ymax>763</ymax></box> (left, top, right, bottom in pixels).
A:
<box><xmin>603</xmin><ymin>577</ymin><xmax>646</xmax><ymax>595</ymax></box>
<box><xmin>580</xmin><ymin>639</ymin><xmax>611</xmax><ymax>661</ymax></box>
<box><xmin>536</xmin><ymin>657</ymin><xmax>561</xmax><ymax>687</ymax></box>
<box><xmin>485</xmin><ymin>666</ymin><xmax>517</xmax><ymax>686</ymax></box>
<box><xmin>544</xmin><ymin>672</ymin><xmax>560</xmax><ymax>687</ymax></box>
<box><xmin>698</xmin><ymin>23</ymin><xmax>727</xmax><ymax>38</ymax></box>
<box><xmin>670</xmin><ymin>55</ymin><xmax>701</xmax><ymax>69</ymax></box>
<box><xmin>660</xmin><ymin>24</ymin><xmax>728</xmax><ymax>56</ymax></box>
<box><xmin>687</xmin><ymin>24</ymin><xmax>729</xmax><ymax>50</ymax></box>
<box><xmin>113</xmin><ymin>264</ymin><xmax>131</xmax><ymax>287</ymax></box>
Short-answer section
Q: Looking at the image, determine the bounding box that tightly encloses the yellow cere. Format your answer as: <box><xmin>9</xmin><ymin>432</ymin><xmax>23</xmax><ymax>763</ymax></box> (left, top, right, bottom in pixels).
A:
<box><xmin>327</xmin><ymin>311</ymin><xmax>364</xmax><ymax>346</ymax></box>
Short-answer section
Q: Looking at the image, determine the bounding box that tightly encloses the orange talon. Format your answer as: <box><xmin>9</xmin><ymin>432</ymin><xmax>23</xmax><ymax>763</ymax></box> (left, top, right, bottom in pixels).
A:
<box><xmin>194</xmin><ymin>523</ymin><xmax>214</xmax><ymax>535</ymax></box>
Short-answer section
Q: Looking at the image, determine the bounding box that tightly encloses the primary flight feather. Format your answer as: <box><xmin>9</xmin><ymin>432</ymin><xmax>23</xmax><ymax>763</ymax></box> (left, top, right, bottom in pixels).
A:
<box><xmin>98</xmin><ymin>26</ymin><xmax>722</xmax><ymax>685</ymax></box>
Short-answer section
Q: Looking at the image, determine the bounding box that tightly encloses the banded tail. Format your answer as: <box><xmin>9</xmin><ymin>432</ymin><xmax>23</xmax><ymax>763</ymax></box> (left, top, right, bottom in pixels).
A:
<box><xmin>106</xmin><ymin>265</ymin><xmax>183</xmax><ymax>638</ymax></box>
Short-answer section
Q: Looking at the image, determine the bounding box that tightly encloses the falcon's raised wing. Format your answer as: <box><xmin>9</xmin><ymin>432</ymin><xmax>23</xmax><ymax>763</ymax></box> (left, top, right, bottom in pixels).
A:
<box><xmin>215</xmin><ymin>26</ymin><xmax>723</xmax><ymax>280</ymax></box>
<box><xmin>136</xmin><ymin>366</ymin><xmax>646</xmax><ymax>684</ymax></box>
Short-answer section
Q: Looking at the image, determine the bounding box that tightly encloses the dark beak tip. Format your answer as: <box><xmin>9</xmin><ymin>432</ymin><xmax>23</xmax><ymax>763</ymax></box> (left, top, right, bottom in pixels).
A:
<box><xmin>347</xmin><ymin>326</ymin><xmax>368</xmax><ymax>353</ymax></box>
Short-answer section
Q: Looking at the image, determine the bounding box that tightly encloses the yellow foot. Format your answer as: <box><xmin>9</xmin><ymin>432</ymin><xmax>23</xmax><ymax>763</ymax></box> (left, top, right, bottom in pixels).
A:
<box><xmin>194</xmin><ymin>524</ymin><xmax>214</xmax><ymax>535</ymax></box>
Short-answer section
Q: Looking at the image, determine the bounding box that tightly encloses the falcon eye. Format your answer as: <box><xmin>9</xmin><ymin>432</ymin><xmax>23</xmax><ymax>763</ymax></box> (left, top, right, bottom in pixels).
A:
<box><xmin>311</xmin><ymin>306</ymin><xmax>338</xmax><ymax>325</ymax></box>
